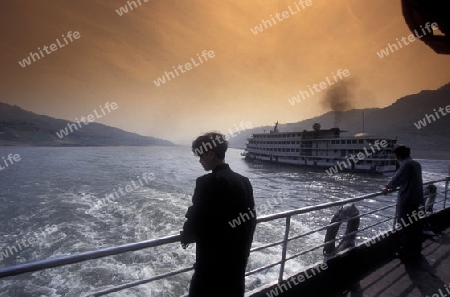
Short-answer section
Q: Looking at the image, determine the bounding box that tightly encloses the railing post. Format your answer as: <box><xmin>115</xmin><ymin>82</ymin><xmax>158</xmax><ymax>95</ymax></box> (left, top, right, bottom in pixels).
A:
<box><xmin>444</xmin><ymin>177</ymin><xmax>449</xmax><ymax>209</ymax></box>
<box><xmin>393</xmin><ymin>195</ymin><xmax>399</xmax><ymax>230</ymax></box>
<box><xmin>278</xmin><ymin>215</ymin><xmax>291</xmax><ymax>283</ymax></box>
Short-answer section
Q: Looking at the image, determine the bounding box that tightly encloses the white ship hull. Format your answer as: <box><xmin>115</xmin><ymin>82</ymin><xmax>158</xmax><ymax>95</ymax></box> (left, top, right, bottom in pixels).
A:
<box><xmin>244</xmin><ymin>154</ymin><xmax>397</xmax><ymax>173</ymax></box>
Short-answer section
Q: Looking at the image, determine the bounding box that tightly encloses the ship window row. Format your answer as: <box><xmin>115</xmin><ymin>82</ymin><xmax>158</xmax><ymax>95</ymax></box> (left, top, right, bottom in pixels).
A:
<box><xmin>252</xmin><ymin>147</ymin><xmax>300</xmax><ymax>152</ymax></box>
<box><xmin>330</xmin><ymin>139</ymin><xmax>396</xmax><ymax>145</ymax></box>
<box><xmin>251</xmin><ymin>139</ymin><xmax>390</xmax><ymax>145</ymax></box>
<box><xmin>331</xmin><ymin>139</ymin><xmax>364</xmax><ymax>144</ymax></box>
<box><xmin>250</xmin><ymin>147</ymin><xmax>392</xmax><ymax>156</ymax></box>
<box><xmin>342</xmin><ymin>149</ymin><xmax>391</xmax><ymax>156</ymax></box>
<box><xmin>250</xmin><ymin>141</ymin><xmax>300</xmax><ymax>145</ymax></box>
<box><xmin>253</xmin><ymin>133</ymin><xmax>301</xmax><ymax>138</ymax></box>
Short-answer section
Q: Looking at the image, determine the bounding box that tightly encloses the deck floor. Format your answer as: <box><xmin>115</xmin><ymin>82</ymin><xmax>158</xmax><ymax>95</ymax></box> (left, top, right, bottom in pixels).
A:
<box><xmin>326</xmin><ymin>228</ymin><xmax>450</xmax><ymax>297</ymax></box>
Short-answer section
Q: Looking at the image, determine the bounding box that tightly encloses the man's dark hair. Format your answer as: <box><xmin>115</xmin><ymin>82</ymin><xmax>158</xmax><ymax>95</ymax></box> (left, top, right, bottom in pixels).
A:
<box><xmin>394</xmin><ymin>145</ymin><xmax>411</xmax><ymax>159</ymax></box>
<box><xmin>192</xmin><ymin>132</ymin><xmax>228</xmax><ymax>160</ymax></box>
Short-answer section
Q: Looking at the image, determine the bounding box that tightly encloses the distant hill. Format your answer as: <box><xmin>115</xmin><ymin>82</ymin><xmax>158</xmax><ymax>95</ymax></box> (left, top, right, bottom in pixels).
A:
<box><xmin>0</xmin><ymin>102</ymin><xmax>174</xmax><ymax>146</ymax></box>
<box><xmin>229</xmin><ymin>83</ymin><xmax>450</xmax><ymax>159</ymax></box>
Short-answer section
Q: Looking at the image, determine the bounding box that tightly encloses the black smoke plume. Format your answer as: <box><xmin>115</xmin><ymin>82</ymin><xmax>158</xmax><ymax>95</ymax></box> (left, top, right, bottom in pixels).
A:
<box><xmin>321</xmin><ymin>80</ymin><xmax>356</xmax><ymax>128</ymax></box>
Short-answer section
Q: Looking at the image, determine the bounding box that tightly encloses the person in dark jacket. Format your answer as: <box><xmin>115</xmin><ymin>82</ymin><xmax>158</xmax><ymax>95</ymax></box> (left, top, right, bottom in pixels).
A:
<box><xmin>181</xmin><ymin>132</ymin><xmax>256</xmax><ymax>297</ymax></box>
<box><xmin>381</xmin><ymin>145</ymin><xmax>424</xmax><ymax>261</ymax></box>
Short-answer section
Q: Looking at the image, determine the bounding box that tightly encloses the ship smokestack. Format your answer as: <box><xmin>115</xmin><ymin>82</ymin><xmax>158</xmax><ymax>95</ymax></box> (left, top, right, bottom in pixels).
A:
<box><xmin>321</xmin><ymin>80</ymin><xmax>355</xmax><ymax>128</ymax></box>
<box><xmin>313</xmin><ymin>123</ymin><xmax>321</xmax><ymax>131</ymax></box>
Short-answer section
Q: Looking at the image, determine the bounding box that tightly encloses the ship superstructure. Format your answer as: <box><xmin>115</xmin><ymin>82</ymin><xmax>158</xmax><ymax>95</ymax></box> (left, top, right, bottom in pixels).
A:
<box><xmin>243</xmin><ymin>122</ymin><xmax>397</xmax><ymax>173</ymax></box>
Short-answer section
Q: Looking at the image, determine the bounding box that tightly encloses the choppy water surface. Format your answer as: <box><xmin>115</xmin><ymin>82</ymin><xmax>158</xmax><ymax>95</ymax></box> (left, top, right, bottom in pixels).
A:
<box><xmin>0</xmin><ymin>147</ymin><xmax>448</xmax><ymax>297</ymax></box>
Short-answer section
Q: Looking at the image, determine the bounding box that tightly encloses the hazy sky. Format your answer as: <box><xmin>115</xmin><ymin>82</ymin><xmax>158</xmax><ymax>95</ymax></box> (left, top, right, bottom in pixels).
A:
<box><xmin>1</xmin><ymin>0</ymin><xmax>449</xmax><ymax>144</ymax></box>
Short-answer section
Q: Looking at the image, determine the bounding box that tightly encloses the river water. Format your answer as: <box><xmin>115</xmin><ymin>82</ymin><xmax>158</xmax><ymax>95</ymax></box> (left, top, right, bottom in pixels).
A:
<box><xmin>0</xmin><ymin>146</ymin><xmax>448</xmax><ymax>297</ymax></box>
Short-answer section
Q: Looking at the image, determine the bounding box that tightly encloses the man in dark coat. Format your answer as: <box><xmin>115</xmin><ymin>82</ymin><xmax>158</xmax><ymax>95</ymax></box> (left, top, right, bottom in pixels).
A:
<box><xmin>381</xmin><ymin>145</ymin><xmax>424</xmax><ymax>262</ymax></box>
<box><xmin>181</xmin><ymin>132</ymin><xmax>256</xmax><ymax>297</ymax></box>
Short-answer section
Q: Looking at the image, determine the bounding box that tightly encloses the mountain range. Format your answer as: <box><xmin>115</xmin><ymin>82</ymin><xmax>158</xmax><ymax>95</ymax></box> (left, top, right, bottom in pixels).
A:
<box><xmin>228</xmin><ymin>83</ymin><xmax>450</xmax><ymax>159</ymax></box>
<box><xmin>1</xmin><ymin>83</ymin><xmax>449</xmax><ymax>157</ymax></box>
<box><xmin>0</xmin><ymin>103</ymin><xmax>174</xmax><ymax>146</ymax></box>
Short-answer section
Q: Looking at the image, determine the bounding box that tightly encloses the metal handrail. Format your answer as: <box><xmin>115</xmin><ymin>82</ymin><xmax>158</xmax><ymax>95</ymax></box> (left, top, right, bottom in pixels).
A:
<box><xmin>85</xmin><ymin>266</ymin><xmax>194</xmax><ymax>297</ymax></box>
<box><xmin>0</xmin><ymin>191</ymin><xmax>390</xmax><ymax>278</ymax></box>
<box><xmin>0</xmin><ymin>177</ymin><xmax>448</xmax><ymax>297</ymax></box>
<box><xmin>283</xmin><ymin>201</ymin><xmax>393</xmax><ymax>246</ymax></box>
<box><xmin>273</xmin><ymin>180</ymin><xmax>448</xmax><ymax>280</ymax></box>
<box><xmin>258</xmin><ymin>191</ymin><xmax>389</xmax><ymax>223</ymax></box>
<box><xmin>0</xmin><ymin>234</ymin><xmax>180</xmax><ymax>279</ymax></box>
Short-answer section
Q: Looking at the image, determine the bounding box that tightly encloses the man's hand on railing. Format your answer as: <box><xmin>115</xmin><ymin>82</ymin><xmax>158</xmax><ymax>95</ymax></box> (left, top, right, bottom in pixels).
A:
<box><xmin>180</xmin><ymin>231</ymin><xmax>193</xmax><ymax>249</ymax></box>
<box><xmin>380</xmin><ymin>187</ymin><xmax>390</xmax><ymax>195</ymax></box>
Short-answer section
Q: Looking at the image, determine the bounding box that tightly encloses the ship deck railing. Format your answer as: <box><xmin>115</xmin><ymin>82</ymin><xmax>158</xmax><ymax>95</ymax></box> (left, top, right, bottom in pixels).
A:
<box><xmin>0</xmin><ymin>177</ymin><xmax>448</xmax><ymax>297</ymax></box>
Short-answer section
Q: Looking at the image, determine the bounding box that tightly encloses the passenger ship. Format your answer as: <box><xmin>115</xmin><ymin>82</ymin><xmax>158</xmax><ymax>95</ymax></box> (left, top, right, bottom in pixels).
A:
<box><xmin>242</xmin><ymin>122</ymin><xmax>398</xmax><ymax>173</ymax></box>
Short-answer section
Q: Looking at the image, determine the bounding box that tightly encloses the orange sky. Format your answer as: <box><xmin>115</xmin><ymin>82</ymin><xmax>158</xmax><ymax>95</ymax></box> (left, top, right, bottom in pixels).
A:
<box><xmin>1</xmin><ymin>0</ymin><xmax>449</xmax><ymax>144</ymax></box>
